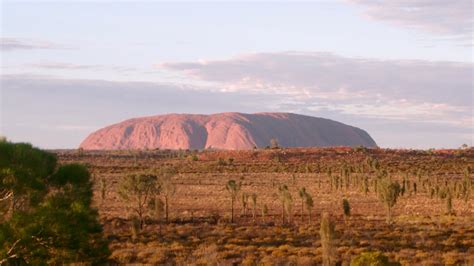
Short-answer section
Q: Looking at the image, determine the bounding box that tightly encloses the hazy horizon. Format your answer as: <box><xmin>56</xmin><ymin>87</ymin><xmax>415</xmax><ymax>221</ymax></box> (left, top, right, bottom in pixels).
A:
<box><xmin>1</xmin><ymin>1</ymin><xmax>472</xmax><ymax>149</ymax></box>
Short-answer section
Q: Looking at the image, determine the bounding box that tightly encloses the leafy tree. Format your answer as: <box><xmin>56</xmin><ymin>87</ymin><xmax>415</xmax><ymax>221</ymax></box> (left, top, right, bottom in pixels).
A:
<box><xmin>0</xmin><ymin>142</ymin><xmax>56</xmax><ymax>217</ymax></box>
<box><xmin>378</xmin><ymin>178</ymin><xmax>401</xmax><ymax>224</ymax></box>
<box><xmin>118</xmin><ymin>173</ymin><xmax>161</xmax><ymax>229</ymax></box>
<box><xmin>0</xmin><ymin>141</ymin><xmax>109</xmax><ymax>265</ymax></box>
<box><xmin>226</xmin><ymin>180</ymin><xmax>241</xmax><ymax>223</ymax></box>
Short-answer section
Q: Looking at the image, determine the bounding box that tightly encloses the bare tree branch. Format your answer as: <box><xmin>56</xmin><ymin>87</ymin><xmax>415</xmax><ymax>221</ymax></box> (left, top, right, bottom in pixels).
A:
<box><xmin>0</xmin><ymin>191</ymin><xmax>13</xmax><ymax>202</ymax></box>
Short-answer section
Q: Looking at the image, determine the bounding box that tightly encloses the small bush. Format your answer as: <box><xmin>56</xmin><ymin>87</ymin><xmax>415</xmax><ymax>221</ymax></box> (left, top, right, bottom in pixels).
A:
<box><xmin>343</xmin><ymin>198</ymin><xmax>351</xmax><ymax>217</ymax></box>
<box><xmin>351</xmin><ymin>251</ymin><xmax>401</xmax><ymax>266</ymax></box>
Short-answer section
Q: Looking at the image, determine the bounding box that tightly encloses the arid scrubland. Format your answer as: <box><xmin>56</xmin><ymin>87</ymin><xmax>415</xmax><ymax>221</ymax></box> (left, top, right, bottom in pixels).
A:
<box><xmin>57</xmin><ymin>147</ymin><xmax>474</xmax><ymax>265</ymax></box>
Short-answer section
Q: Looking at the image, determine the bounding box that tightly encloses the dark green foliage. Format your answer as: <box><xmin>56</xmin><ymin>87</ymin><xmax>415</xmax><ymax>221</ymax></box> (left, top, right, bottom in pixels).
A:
<box><xmin>0</xmin><ymin>142</ymin><xmax>56</xmax><ymax>214</ymax></box>
<box><xmin>342</xmin><ymin>198</ymin><xmax>351</xmax><ymax>217</ymax></box>
<box><xmin>351</xmin><ymin>251</ymin><xmax>401</xmax><ymax>266</ymax></box>
<box><xmin>0</xmin><ymin>141</ymin><xmax>109</xmax><ymax>265</ymax></box>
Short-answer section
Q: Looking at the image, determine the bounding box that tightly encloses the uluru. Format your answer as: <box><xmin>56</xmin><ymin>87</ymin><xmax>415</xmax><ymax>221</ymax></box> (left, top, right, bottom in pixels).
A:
<box><xmin>79</xmin><ymin>112</ymin><xmax>377</xmax><ymax>150</ymax></box>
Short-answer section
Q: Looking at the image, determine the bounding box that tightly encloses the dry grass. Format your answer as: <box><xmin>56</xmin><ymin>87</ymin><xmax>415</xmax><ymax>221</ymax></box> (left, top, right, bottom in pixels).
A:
<box><xmin>56</xmin><ymin>147</ymin><xmax>474</xmax><ymax>265</ymax></box>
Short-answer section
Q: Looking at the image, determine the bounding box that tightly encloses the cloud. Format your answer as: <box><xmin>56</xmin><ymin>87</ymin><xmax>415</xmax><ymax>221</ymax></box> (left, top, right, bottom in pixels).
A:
<box><xmin>28</xmin><ymin>62</ymin><xmax>99</xmax><ymax>70</ymax></box>
<box><xmin>159</xmin><ymin>52</ymin><xmax>473</xmax><ymax>127</ymax></box>
<box><xmin>1</xmin><ymin>73</ymin><xmax>471</xmax><ymax>149</ymax></box>
<box><xmin>347</xmin><ymin>0</ymin><xmax>473</xmax><ymax>45</ymax></box>
<box><xmin>0</xmin><ymin>75</ymin><xmax>280</xmax><ymax>148</ymax></box>
<box><xmin>0</xmin><ymin>38</ymin><xmax>69</xmax><ymax>51</ymax></box>
<box><xmin>27</xmin><ymin>62</ymin><xmax>137</xmax><ymax>72</ymax></box>
<box><xmin>14</xmin><ymin>122</ymin><xmax>97</xmax><ymax>131</ymax></box>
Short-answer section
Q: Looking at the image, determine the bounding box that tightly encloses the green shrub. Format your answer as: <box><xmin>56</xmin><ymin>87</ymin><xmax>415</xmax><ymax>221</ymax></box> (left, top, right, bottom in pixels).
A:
<box><xmin>342</xmin><ymin>198</ymin><xmax>351</xmax><ymax>218</ymax></box>
<box><xmin>351</xmin><ymin>251</ymin><xmax>401</xmax><ymax>266</ymax></box>
<box><xmin>0</xmin><ymin>141</ymin><xmax>109</xmax><ymax>264</ymax></box>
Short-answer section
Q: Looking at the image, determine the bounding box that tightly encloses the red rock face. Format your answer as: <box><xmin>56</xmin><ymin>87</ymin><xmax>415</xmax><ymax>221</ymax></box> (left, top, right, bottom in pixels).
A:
<box><xmin>79</xmin><ymin>112</ymin><xmax>377</xmax><ymax>150</ymax></box>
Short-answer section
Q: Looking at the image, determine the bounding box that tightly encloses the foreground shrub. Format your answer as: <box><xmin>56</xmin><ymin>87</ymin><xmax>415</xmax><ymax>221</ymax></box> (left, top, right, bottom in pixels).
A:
<box><xmin>351</xmin><ymin>251</ymin><xmax>401</xmax><ymax>266</ymax></box>
<box><xmin>0</xmin><ymin>141</ymin><xmax>109</xmax><ymax>264</ymax></box>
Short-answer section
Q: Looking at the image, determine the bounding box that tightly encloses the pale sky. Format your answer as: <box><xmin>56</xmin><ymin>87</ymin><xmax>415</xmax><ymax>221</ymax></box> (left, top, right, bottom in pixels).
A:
<box><xmin>1</xmin><ymin>0</ymin><xmax>473</xmax><ymax>149</ymax></box>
